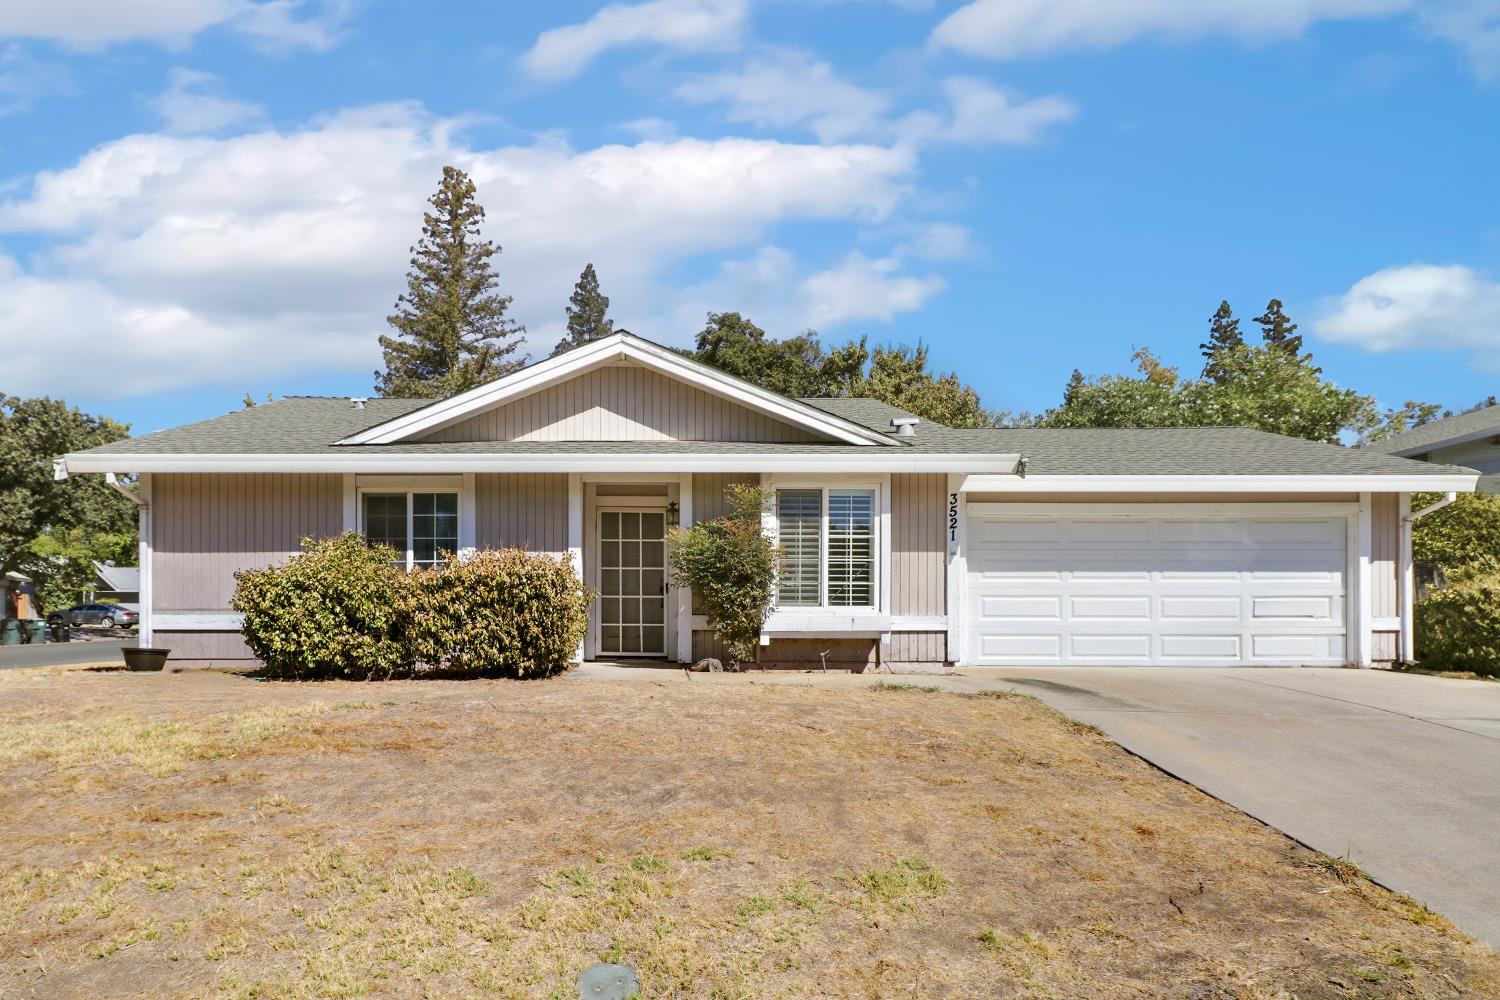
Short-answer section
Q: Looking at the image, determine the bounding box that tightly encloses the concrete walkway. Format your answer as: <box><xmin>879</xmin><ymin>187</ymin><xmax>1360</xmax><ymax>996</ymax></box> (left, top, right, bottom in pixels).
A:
<box><xmin>572</xmin><ymin>663</ymin><xmax>1500</xmax><ymax>946</ymax></box>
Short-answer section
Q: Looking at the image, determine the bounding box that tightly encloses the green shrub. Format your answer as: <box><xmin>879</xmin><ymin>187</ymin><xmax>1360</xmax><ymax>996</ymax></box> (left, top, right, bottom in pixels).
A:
<box><xmin>667</xmin><ymin>483</ymin><xmax>776</xmax><ymax>668</ymax></box>
<box><xmin>405</xmin><ymin>549</ymin><xmax>592</xmax><ymax>678</ymax></box>
<box><xmin>1413</xmin><ymin>491</ymin><xmax>1500</xmax><ymax>576</ymax></box>
<box><xmin>232</xmin><ymin>533</ymin><xmax>412</xmax><ymax>680</ymax></box>
<box><xmin>1415</xmin><ymin>571</ymin><xmax>1500</xmax><ymax>677</ymax></box>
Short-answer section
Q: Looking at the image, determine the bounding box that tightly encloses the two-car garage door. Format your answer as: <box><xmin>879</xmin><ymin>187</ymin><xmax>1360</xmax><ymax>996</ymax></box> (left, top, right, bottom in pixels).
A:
<box><xmin>965</xmin><ymin>509</ymin><xmax>1349</xmax><ymax>666</ymax></box>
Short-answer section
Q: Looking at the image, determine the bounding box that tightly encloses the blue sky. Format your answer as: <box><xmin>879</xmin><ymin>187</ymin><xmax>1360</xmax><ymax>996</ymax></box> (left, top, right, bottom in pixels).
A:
<box><xmin>3</xmin><ymin>0</ymin><xmax>1498</xmax><ymax>433</ymax></box>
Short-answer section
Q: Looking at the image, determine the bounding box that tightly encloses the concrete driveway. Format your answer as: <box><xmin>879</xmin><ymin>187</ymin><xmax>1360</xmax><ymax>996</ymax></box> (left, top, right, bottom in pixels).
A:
<box><xmin>970</xmin><ymin>667</ymin><xmax>1500</xmax><ymax>948</ymax></box>
<box><xmin>577</xmin><ymin>662</ymin><xmax>1500</xmax><ymax>946</ymax></box>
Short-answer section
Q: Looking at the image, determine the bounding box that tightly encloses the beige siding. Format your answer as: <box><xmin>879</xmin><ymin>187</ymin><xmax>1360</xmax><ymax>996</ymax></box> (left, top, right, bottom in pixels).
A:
<box><xmin>891</xmin><ymin>473</ymin><xmax>946</xmax><ymax>617</ymax></box>
<box><xmin>1371</xmin><ymin>492</ymin><xmax>1399</xmax><ymax>620</ymax></box>
<box><xmin>763</xmin><ymin>638</ymin><xmax>877</xmax><ymax>670</ymax></box>
<box><xmin>966</xmin><ymin>492</ymin><xmax>1359</xmax><ymax>504</ymax></box>
<box><xmin>1428</xmin><ymin>440</ymin><xmax>1500</xmax><ymax>475</ymax></box>
<box><xmin>887</xmin><ymin>631</ymin><xmax>947</xmax><ymax>666</ymax></box>
<box><xmin>1373</xmin><ymin>631</ymin><xmax>1399</xmax><ymax>664</ymax></box>
<box><xmin>158</xmin><ymin>630</ymin><xmax>255</xmax><ymax>665</ymax></box>
<box><xmin>692</xmin><ymin>473</ymin><xmax>759</xmax><ymax>523</ymax></box>
<box><xmin>425</xmin><ymin>364</ymin><xmax>821</xmax><ymax>443</ymax></box>
<box><xmin>475</xmin><ymin>473</ymin><xmax>567</xmax><ymax>554</ymax></box>
<box><xmin>153</xmin><ymin>473</ymin><xmax>342</xmax><ymax>612</ymax></box>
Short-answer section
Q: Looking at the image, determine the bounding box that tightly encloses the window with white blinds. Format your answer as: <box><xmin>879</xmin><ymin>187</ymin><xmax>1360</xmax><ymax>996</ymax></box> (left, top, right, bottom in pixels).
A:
<box><xmin>774</xmin><ymin>487</ymin><xmax>877</xmax><ymax>609</ymax></box>
<box><xmin>776</xmin><ymin>489</ymin><xmax>822</xmax><ymax>607</ymax></box>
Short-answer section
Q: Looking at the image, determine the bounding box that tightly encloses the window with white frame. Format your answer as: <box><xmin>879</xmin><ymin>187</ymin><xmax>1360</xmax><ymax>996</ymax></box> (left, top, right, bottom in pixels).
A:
<box><xmin>362</xmin><ymin>491</ymin><xmax>458</xmax><ymax>570</ymax></box>
<box><xmin>774</xmin><ymin>487</ymin><xmax>876</xmax><ymax>609</ymax></box>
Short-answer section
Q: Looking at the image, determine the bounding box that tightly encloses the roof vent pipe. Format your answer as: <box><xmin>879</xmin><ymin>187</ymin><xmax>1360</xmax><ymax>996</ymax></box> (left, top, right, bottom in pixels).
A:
<box><xmin>890</xmin><ymin>417</ymin><xmax>919</xmax><ymax>437</ymax></box>
<box><xmin>350</xmin><ymin>397</ymin><xmax>367</xmax><ymax>410</ymax></box>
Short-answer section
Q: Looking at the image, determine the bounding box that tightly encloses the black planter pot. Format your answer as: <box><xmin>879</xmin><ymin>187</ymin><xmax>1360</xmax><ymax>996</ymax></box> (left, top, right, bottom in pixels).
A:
<box><xmin>122</xmin><ymin>647</ymin><xmax>171</xmax><ymax>672</ymax></box>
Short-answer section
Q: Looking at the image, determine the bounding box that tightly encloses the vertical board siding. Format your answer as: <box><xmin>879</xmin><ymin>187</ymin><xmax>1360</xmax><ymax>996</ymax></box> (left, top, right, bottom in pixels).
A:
<box><xmin>153</xmin><ymin>473</ymin><xmax>342</xmax><ymax>611</ymax></box>
<box><xmin>475</xmin><ymin>474</ymin><xmax>568</xmax><ymax>554</ymax></box>
<box><xmin>891</xmin><ymin>473</ymin><xmax>946</xmax><ymax>617</ymax></box>
<box><xmin>692</xmin><ymin>630</ymin><xmax>730</xmax><ymax>663</ymax></box>
<box><xmin>425</xmin><ymin>365</ymin><xmax>822</xmax><ymax>443</ymax></box>
<box><xmin>763</xmin><ymin>638</ymin><xmax>877</xmax><ymax>668</ymax></box>
<box><xmin>888</xmin><ymin>632</ymin><xmax>947</xmax><ymax>665</ymax></box>
<box><xmin>1372</xmin><ymin>631</ymin><xmax>1398</xmax><ymax>663</ymax></box>
<box><xmin>157</xmin><ymin>631</ymin><xmax>254</xmax><ymax>662</ymax></box>
<box><xmin>1371</xmin><ymin>492</ymin><xmax>1399</xmax><ymax>619</ymax></box>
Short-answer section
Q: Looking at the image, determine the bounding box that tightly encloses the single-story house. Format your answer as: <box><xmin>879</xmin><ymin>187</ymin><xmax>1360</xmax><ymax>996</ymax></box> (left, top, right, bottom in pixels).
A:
<box><xmin>89</xmin><ymin>561</ymin><xmax>141</xmax><ymax>610</ymax></box>
<box><xmin>1365</xmin><ymin>404</ymin><xmax>1500</xmax><ymax>495</ymax></box>
<box><xmin>58</xmin><ymin>333</ymin><xmax>1477</xmax><ymax>671</ymax></box>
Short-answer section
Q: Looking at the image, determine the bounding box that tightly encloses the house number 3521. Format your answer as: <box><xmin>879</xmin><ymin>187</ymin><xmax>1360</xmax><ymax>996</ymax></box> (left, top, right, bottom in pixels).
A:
<box><xmin>948</xmin><ymin>492</ymin><xmax>959</xmax><ymax>542</ymax></box>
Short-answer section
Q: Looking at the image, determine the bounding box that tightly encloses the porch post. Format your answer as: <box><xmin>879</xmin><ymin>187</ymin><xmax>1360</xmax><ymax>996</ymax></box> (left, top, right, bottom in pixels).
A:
<box><xmin>676</xmin><ymin>473</ymin><xmax>693</xmax><ymax>663</ymax></box>
<box><xmin>138</xmin><ymin>473</ymin><xmax>153</xmax><ymax>648</ymax></box>
<box><xmin>1398</xmin><ymin>492</ymin><xmax>1414</xmax><ymax>663</ymax></box>
<box><xmin>568</xmin><ymin>474</ymin><xmax>584</xmax><ymax>663</ymax></box>
<box><xmin>1356</xmin><ymin>491</ymin><xmax>1373</xmax><ymax>668</ymax></box>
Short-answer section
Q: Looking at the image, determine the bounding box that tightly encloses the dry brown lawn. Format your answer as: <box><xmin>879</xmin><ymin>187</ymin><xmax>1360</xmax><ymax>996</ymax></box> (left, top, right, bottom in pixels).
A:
<box><xmin>1</xmin><ymin>665</ymin><xmax>1496</xmax><ymax>1000</ymax></box>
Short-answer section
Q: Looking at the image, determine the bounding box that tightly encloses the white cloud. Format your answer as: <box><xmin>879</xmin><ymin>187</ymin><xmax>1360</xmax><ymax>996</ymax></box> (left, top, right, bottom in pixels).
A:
<box><xmin>675</xmin><ymin>50</ymin><xmax>890</xmax><ymax>142</ymax></box>
<box><xmin>150</xmin><ymin>67</ymin><xmax>265</xmax><ymax>133</ymax></box>
<box><xmin>520</xmin><ymin>0</ymin><xmax>746</xmax><ymax>82</ymax></box>
<box><xmin>897</xmin><ymin>77</ymin><xmax>1076</xmax><ymax>145</ymax></box>
<box><xmin>1315</xmin><ymin>263</ymin><xmax>1500</xmax><ymax>358</ymax></box>
<box><xmin>0</xmin><ymin>42</ymin><xmax>73</xmax><ymax>115</ymax></box>
<box><xmin>892</xmin><ymin>222</ymin><xmax>971</xmax><ymax>261</ymax></box>
<box><xmin>800</xmin><ymin>252</ymin><xmax>945</xmax><ymax>326</ymax></box>
<box><xmin>1421</xmin><ymin>1</ymin><xmax>1500</xmax><ymax>79</ymax></box>
<box><xmin>0</xmin><ymin>0</ymin><xmax>348</xmax><ymax>51</ymax></box>
<box><xmin>1</xmin><ymin>104</ymin><xmax>918</xmax><ymax>397</ymax></box>
<box><xmin>929</xmin><ymin>0</ymin><xmax>1409</xmax><ymax>59</ymax></box>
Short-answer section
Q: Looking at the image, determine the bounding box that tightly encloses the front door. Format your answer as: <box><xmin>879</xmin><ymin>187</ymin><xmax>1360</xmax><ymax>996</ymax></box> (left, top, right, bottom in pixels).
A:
<box><xmin>598</xmin><ymin>509</ymin><xmax>668</xmax><ymax>657</ymax></box>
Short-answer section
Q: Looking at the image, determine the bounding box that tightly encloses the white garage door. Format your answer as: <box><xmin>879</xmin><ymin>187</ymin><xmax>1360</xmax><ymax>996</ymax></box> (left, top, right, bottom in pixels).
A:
<box><xmin>965</xmin><ymin>510</ymin><xmax>1348</xmax><ymax>666</ymax></box>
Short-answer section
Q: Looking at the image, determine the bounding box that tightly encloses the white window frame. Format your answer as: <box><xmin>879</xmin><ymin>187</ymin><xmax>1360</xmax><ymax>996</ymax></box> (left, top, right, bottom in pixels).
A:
<box><xmin>356</xmin><ymin>478</ymin><xmax>464</xmax><ymax>572</ymax></box>
<box><xmin>766</xmin><ymin>476</ymin><xmax>887</xmax><ymax>615</ymax></box>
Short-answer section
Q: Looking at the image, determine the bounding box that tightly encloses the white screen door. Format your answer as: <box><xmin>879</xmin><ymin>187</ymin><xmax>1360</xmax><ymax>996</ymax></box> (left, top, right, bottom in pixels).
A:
<box><xmin>598</xmin><ymin>509</ymin><xmax>667</xmax><ymax>656</ymax></box>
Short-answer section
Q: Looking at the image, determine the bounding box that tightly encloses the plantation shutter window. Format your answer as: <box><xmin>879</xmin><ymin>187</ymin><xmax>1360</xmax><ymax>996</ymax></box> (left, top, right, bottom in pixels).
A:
<box><xmin>776</xmin><ymin>489</ymin><xmax>822</xmax><ymax>607</ymax></box>
<box><xmin>774</xmin><ymin>486</ymin><xmax>878</xmax><ymax>610</ymax></box>
<box><xmin>826</xmin><ymin>490</ymin><xmax>874</xmax><ymax>608</ymax></box>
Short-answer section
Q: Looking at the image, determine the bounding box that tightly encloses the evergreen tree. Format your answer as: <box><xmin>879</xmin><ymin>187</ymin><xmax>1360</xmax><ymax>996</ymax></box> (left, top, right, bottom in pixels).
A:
<box><xmin>376</xmin><ymin>166</ymin><xmax>524</xmax><ymax>398</ymax></box>
<box><xmin>1199</xmin><ymin>300</ymin><xmax>1244</xmax><ymax>383</ymax></box>
<box><xmin>552</xmin><ymin>263</ymin><xmax>614</xmax><ymax>357</ymax></box>
<box><xmin>1254</xmin><ymin>298</ymin><xmax>1303</xmax><ymax>357</ymax></box>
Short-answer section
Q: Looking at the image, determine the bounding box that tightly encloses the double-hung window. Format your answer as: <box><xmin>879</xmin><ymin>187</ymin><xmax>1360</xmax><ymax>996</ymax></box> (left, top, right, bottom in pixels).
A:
<box><xmin>362</xmin><ymin>491</ymin><xmax>459</xmax><ymax>570</ymax></box>
<box><xmin>774</xmin><ymin>487</ymin><xmax>876</xmax><ymax>609</ymax></box>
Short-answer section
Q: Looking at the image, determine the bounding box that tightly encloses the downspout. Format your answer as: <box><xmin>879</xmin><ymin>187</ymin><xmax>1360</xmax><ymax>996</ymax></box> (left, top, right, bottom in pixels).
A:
<box><xmin>1399</xmin><ymin>491</ymin><xmax>1456</xmax><ymax>664</ymax></box>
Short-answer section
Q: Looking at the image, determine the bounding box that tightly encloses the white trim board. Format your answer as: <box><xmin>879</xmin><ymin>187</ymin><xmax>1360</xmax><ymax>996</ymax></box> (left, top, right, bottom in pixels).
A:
<box><xmin>335</xmin><ymin>333</ymin><xmax>896</xmax><ymax>448</ymax></box>
<box><xmin>961</xmin><ymin>474</ymin><xmax>1478</xmax><ymax>493</ymax></box>
<box><xmin>155</xmin><ymin>613</ymin><xmax>243</xmax><ymax>630</ymax></box>
<box><xmin>62</xmin><ymin>451</ymin><xmax>1021</xmax><ymax>475</ymax></box>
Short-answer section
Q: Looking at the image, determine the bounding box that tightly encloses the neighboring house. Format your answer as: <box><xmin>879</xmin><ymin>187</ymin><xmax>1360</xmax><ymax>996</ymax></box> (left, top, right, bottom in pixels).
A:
<box><xmin>2</xmin><ymin>572</ymin><xmax>40</xmax><ymax>620</ymax></box>
<box><xmin>1365</xmin><ymin>405</ymin><xmax>1500</xmax><ymax>495</ymax></box>
<box><xmin>89</xmin><ymin>561</ymin><xmax>141</xmax><ymax>610</ymax></box>
<box><xmin>59</xmin><ymin>333</ymin><xmax>1475</xmax><ymax>671</ymax></box>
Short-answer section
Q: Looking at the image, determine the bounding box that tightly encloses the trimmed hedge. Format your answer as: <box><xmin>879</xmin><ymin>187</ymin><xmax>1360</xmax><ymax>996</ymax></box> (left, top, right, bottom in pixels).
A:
<box><xmin>232</xmin><ymin>533</ymin><xmax>412</xmax><ymax>680</ymax></box>
<box><xmin>406</xmin><ymin>549</ymin><xmax>592</xmax><ymax>678</ymax></box>
<box><xmin>1415</xmin><ymin>572</ymin><xmax>1500</xmax><ymax>677</ymax></box>
<box><xmin>231</xmin><ymin>534</ymin><xmax>592</xmax><ymax>680</ymax></box>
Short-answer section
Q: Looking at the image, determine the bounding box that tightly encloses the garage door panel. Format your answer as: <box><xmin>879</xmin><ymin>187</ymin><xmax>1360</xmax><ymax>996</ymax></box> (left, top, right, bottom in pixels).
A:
<box><xmin>966</xmin><ymin>511</ymin><xmax>1347</xmax><ymax>666</ymax></box>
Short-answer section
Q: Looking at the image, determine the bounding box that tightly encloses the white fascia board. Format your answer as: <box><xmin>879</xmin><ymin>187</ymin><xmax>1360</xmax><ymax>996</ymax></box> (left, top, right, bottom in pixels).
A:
<box><xmin>959</xmin><ymin>473</ymin><xmax>1480</xmax><ymax>493</ymax></box>
<box><xmin>336</xmin><ymin>333</ymin><xmax>894</xmax><ymax>447</ymax></box>
<box><xmin>64</xmin><ymin>452</ymin><xmax>1022</xmax><ymax>475</ymax></box>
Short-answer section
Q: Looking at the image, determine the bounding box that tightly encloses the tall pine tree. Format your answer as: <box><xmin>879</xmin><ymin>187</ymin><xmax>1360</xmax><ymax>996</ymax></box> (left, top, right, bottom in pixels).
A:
<box><xmin>1200</xmin><ymin>300</ymin><xmax>1244</xmax><ymax>384</ymax></box>
<box><xmin>1254</xmin><ymin>299</ymin><xmax>1303</xmax><ymax>357</ymax></box>
<box><xmin>376</xmin><ymin>166</ymin><xmax>525</xmax><ymax>398</ymax></box>
<box><xmin>551</xmin><ymin>263</ymin><xmax>614</xmax><ymax>357</ymax></box>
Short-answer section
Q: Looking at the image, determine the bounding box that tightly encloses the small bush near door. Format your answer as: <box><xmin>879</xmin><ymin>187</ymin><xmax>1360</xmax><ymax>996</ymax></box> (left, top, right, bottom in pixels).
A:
<box><xmin>1415</xmin><ymin>571</ymin><xmax>1500</xmax><ymax>677</ymax></box>
<box><xmin>406</xmin><ymin>549</ymin><xmax>592</xmax><ymax>678</ymax></box>
<box><xmin>233</xmin><ymin>533</ymin><xmax>413</xmax><ymax>680</ymax></box>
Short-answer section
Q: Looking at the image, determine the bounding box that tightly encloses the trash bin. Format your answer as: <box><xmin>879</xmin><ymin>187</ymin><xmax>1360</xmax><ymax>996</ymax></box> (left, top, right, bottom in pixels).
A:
<box><xmin>1</xmin><ymin>619</ymin><xmax>19</xmax><ymax>645</ymax></box>
<box><xmin>22</xmin><ymin>620</ymin><xmax>46</xmax><ymax>644</ymax></box>
<box><xmin>52</xmin><ymin>619</ymin><xmax>70</xmax><ymax>642</ymax></box>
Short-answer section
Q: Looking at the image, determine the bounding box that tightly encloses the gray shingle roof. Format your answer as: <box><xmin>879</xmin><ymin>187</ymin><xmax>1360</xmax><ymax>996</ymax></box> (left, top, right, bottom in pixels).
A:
<box><xmin>1365</xmin><ymin>405</ymin><xmax>1500</xmax><ymax>456</ymax></box>
<box><xmin>71</xmin><ymin>395</ymin><xmax>1471</xmax><ymax>478</ymax></box>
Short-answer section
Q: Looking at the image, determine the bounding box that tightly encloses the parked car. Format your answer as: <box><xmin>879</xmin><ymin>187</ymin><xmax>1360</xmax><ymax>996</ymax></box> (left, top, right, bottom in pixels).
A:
<box><xmin>47</xmin><ymin>603</ymin><xmax>138</xmax><ymax>629</ymax></box>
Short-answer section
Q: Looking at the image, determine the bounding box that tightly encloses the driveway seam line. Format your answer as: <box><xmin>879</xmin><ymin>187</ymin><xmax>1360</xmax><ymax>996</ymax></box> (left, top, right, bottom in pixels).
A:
<box><xmin>1230</xmin><ymin>676</ymin><xmax>1500</xmax><ymax>745</ymax></box>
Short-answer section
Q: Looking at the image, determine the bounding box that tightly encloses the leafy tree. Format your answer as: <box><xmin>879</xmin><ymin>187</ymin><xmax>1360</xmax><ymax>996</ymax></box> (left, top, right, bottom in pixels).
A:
<box><xmin>1038</xmin><ymin>342</ymin><xmax>1374</xmax><ymax>443</ymax></box>
<box><xmin>29</xmin><ymin>526</ymin><xmax>136</xmax><ymax>613</ymax></box>
<box><xmin>552</xmin><ymin>263</ymin><xmax>615</xmax><ymax>357</ymax></box>
<box><xmin>1253</xmin><ymin>298</ymin><xmax>1303</xmax><ymax>357</ymax></box>
<box><xmin>1</xmin><ymin>396</ymin><xmax>136</xmax><ymax>612</ymax></box>
<box><xmin>667</xmin><ymin>483</ymin><xmax>777</xmax><ymax>668</ymax></box>
<box><xmin>691</xmin><ymin>312</ymin><xmax>836</xmax><ymax>397</ymax></box>
<box><xmin>241</xmin><ymin>392</ymin><xmax>272</xmax><ymax>409</ymax></box>
<box><xmin>853</xmin><ymin>343</ymin><xmax>996</xmax><ymax>429</ymax></box>
<box><xmin>376</xmin><ymin>166</ymin><xmax>524</xmax><ymax>398</ymax></box>
<box><xmin>1413</xmin><ymin>492</ymin><xmax>1500</xmax><ymax>577</ymax></box>
<box><xmin>1200</xmin><ymin>300</ymin><xmax>1244</xmax><ymax>383</ymax></box>
<box><xmin>1358</xmin><ymin>400</ymin><xmax>1447</xmax><ymax>445</ymax></box>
